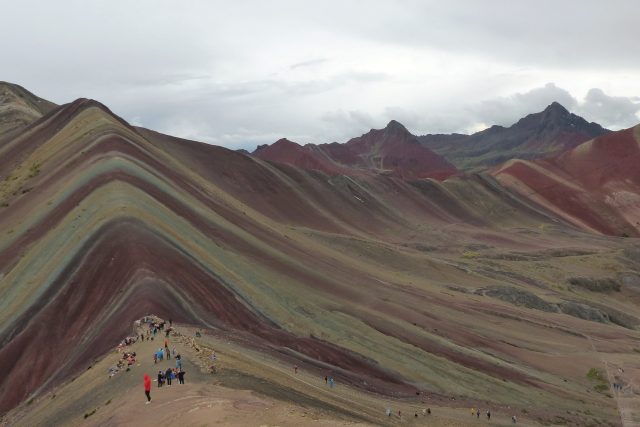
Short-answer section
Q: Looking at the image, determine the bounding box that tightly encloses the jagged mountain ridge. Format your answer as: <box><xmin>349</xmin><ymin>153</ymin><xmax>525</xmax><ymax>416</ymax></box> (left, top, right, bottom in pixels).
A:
<box><xmin>419</xmin><ymin>102</ymin><xmax>609</xmax><ymax>170</ymax></box>
<box><xmin>254</xmin><ymin>120</ymin><xmax>458</xmax><ymax>180</ymax></box>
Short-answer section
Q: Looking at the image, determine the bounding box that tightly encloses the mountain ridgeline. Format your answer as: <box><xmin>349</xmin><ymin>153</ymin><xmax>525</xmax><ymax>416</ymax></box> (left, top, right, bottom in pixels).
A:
<box><xmin>1</xmin><ymin>82</ymin><xmax>640</xmax><ymax>425</ymax></box>
<box><xmin>419</xmin><ymin>102</ymin><xmax>609</xmax><ymax>170</ymax></box>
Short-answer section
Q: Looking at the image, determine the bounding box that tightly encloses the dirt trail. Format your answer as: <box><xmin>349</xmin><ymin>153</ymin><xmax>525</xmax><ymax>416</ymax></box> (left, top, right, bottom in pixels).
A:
<box><xmin>3</xmin><ymin>318</ymin><xmax>555</xmax><ymax>426</ymax></box>
<box><xmin>587</xmin><ymin>335</ymin><xmax>640</xmax><ymax>426</ymax></box>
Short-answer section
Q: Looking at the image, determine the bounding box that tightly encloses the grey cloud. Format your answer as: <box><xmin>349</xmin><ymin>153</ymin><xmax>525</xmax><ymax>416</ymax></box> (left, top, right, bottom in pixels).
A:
<box><xmin>1</xmin><ymin>1</ymin><xmax>638</xmax><ymax>150</ymax></box>
<box><xmin>321</xmin><ymin>110</ymin><xmax>377</xmax><ymax>141</ymax></box>
<box><xmin>577</xmin><ymin>88</ymin><xmax>640</xmax><ymax>129</ymax></box>
<box><xmin>471</xmin><ymin>83</ymin><xmax>578</xmax><ymax>127</ymax></box>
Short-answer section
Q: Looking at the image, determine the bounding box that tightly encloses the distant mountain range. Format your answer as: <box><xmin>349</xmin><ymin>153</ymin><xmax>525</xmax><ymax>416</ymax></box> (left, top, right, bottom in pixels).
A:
<box><xmin>254</xmin><ymin>120</ymin><xmax>457</xmax><ymax>180</ymax></box>
<box><xmin>419</xmin><ymin>101</ymin><xmax>609</xmax><ymax>170</ymax></box>
<box><xmin>254</xmin><ymin>101</ymin><xmax>609</xmax><ymax>175</ymax></box>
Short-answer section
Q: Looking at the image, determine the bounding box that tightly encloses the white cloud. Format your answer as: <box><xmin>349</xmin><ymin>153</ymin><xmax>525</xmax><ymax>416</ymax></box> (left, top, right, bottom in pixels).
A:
<box><xmin>1</xmin><ymin>1</ymin><xmax>639</xmax><ymax>149</ymax></box>
<box><xmin>578</xmin><ymin>88</ymin><xmax>640</xmax><ymax>129</ymax></box>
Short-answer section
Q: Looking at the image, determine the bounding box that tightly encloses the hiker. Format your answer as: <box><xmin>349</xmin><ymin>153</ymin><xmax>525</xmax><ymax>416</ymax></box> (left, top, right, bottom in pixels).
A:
<box><xmin>165</xmin><ymin>368</ymin><xmax>173</xmax><ymax>386</ymax></box>
<box><xmin>471</xmin><ymin>407</ymin><xmax>475</xmax><ymax>416</ymax></box>
<box><xmin>427</xmin><ymin>408</ymin><xmax>431</xmax><ymax>415</ymax></box>
<box><xmin>398</xmin><ymin>410</ymin><xmax>401</xmax><ymax>418</ymax></box>
<box><xmin>328</xmin><ymin>377</ymin><xmax>334</xmax><ymax>388</ymax></box>
<box><xmin>477</xmin><ymin>409</ymin><xmax>480</xmax><ymax>418</ymax></box>
<box><xmin>140</xmin><ymin>333</ymin><xmax>144</xmax><ymax>342</ymax></box>
<box><xmin>176</xmin><ymin>355</ymin><xmax>183</xmax><ymax>370</ymax></box>
<box><xmin>153</xmin><ymin>353</ymin><xmax>157</xmax><ymax>364</ymax></box>
<box><xmin>293</xmin><ymin>365</ymin><xmax>298</xmax><ymax>374</ymax></box>
<box><xmin>157</xmin><ymin>370</ymin><xmax>164</xmax><ymax>387</ymax></box>
<box><xmin>386</xmin><ymin>408</ymin><xmax>391</xmax><ymax>417</ymax></box>
<box><xmin>487</xmin><ymin>410</ymin><xmax>491</xmax><ymax>420</ymax></box>
<box><xmin>177</xmin><ymin>369</ymin><xmax>185</xmax><ymax>384</ymax></box>
<box><xmin>166</xmin><ymin>347</ymin><xmax>171</xmax><ymax>360</ymax></box>
<box><xmin>144</xmin><ymin>374</ymin><xmax>151</xmax><ymax>404</ymax></box>
<box><xmin>512</xmin><ymin>415</ymin><xmax>517</xmax><ymax>423</ymax></box>
<box><xmin>324</xmin><ymin>375</ymin><xmax>328</xmax><ymax>384</ymax></box>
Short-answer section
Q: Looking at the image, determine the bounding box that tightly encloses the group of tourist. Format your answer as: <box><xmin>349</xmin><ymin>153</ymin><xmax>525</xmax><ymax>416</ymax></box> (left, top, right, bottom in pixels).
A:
<box><xmin>471</xmin><ymin>407</ymin><xmax>517</xmax><ymax>423</ymax></box>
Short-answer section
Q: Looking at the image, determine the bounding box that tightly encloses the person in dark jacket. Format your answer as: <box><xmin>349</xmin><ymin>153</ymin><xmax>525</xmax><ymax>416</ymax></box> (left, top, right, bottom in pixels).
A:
<box><xmin>165</xmin><ymin>368</ymin><xmax>173</xmax><ymax>386</ymax></box>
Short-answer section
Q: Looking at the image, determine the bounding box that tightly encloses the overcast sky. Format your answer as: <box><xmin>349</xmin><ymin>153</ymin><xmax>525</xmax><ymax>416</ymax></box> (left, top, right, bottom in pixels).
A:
<box><xmin>2</xmin><ymin>0</ymin><xmax>640</xmax><ymax>149</ymax></box>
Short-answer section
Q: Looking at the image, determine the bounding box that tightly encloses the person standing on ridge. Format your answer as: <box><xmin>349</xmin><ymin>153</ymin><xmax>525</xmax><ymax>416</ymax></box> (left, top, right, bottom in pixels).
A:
<box><xmin>165</xmin><ymin>367</ymin><xmax>173</xmax><ymax>386</ymax></box>
<box><xmin>144</xmin><ymin>374</ymin><xmax>151</xmax><ymax>404</ymax></box>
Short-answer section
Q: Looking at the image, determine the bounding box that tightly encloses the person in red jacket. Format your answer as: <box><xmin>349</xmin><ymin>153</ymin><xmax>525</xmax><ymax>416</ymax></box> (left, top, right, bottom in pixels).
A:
<box><xmin>144</xmin><ymin>374</ymin><xmax>152</xmax><ymax>404</ymax></box>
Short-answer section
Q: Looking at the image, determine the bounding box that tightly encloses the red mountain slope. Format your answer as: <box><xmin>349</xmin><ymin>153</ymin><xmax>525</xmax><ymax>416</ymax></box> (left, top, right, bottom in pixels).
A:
<box><xmin>253</xmin><ymin>120</ymin><xmax>457</xmax><ymax>180</ymax></box>
<box><xmin>494</xmin><ymin>124</ymin><xmax>640</xmax><ymax>236</ymax></box>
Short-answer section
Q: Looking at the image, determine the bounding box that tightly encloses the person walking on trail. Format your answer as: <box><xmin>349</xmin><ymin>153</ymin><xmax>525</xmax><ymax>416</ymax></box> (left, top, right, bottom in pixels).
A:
<box><xmin>177</xmin><ymin>369</ymin><xmax>185</xmax><ymax>384</ymax></box>
<box><xmin>157</xmin><ymin>370</ymin><xmax>164</xmax><ymax>387</ymax></box>
<box><xmin>165</xmin><ymin>368</ymin><xmax>173</xmax><ymax>386</ymax></box>
<box><xmin>486</xmin><ymin>410</ymin><xmax>491</xmax><ymax>420</ymax></box>
<box><xmin>512</xmin><ymin>415</ymin><xmax>517</xmax><ymax>424</ymax></box>
<box><xmin>476</xmin><ymin>409</ymin><xmax>480</xmax><ymax>418</ymax></box>
<box><xmin>293</xmin><ymin>365</ymin><xmax>298</xmax><ymax>374</ymax></box>
<box><xmin>324</xmin><ymin>375</ymin><xmax>327</xmax><ymax>384</ymax></box>
<box><xmin>471</xmin><ymin>407</ymin><xmax>475</xmax><ymax>416</ymax></box>
<box><xmin>176</xmin><ymin>355</ymin><xmax>183</xmax><ymax>370</ymax></box>
<box><xmin>144</xmin><ymin>374</ymin><xmax>152</xmax><ymax>404</ymax></box>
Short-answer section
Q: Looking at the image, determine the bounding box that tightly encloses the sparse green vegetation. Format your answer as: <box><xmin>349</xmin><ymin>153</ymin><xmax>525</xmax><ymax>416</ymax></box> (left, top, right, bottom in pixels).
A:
<box><xmin>586</xmin><ymin>368</ymin><xmax>609</xmax><ymax>393</ymax></box>
<box><xmin>586</xmin><ymin>367</ymin><xmax>604</xmax><ymax>381</ymax></box>
<box><xmin>28</xmin><ymin>162</ymin><xmax>41</xmax><ymax>178</ymax></box>
<box><xmin>593</xmin><ymin>383</ymin><xmax>608</xmax><ymax>392</ymax></box>
<box><xmin>462</xmin><ymin>251</ymin><xmax>480</xmax><ymax>259</ymax></box>
<box><xmin>568</xmin><ymin>277</ymin><xmax>621</xmax><ymax>293</ymax></box>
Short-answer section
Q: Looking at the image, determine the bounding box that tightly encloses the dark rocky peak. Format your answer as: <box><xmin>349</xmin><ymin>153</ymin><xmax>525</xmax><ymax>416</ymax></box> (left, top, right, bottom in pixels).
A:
<box><xmin>384</xmin><ymin>119</ymin><xmax>410</xmax><ymax>135</ymax></box>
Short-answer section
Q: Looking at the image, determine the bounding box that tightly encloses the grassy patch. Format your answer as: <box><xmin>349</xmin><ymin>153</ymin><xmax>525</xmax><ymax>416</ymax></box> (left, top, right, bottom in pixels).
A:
<box><xmin>28</xmin><ymin>162</ymin><xmax>41</xmax><ymax>178</ymax></box>
<box><xmin>586</xmin><ymin>368</ymin><xmax>604</xmax><ymax>381</ymax></box>
<box><xmin>462</xmin><ymin>251</ymin><xmax>480</xmax><ymax>259</ymax></box>
<box><xmin>568</xmin><ymin>277</ymin><xmax>621</xmax><ymax>292</ymax></box>
<box><xmin>586</xmin><ymin>368</ymin><xmax>609</xmax><ymax>393</ymax></box>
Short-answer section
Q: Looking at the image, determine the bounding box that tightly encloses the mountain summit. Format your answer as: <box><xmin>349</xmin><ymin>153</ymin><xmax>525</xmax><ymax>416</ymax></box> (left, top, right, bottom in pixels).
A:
<box><xmin>0</xmin><ymin>82</ymin><xmax>57</xmax><ymax>134</ymax></box>
<box><xmin>254</xmin><ymin>121</ymin><xmax>458</xmax><ymax>180</ymax></box>
<box><xmin>420</xmin><ymin>102</ymin><xmax>609</xmax><ymax>170</ymax></box>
